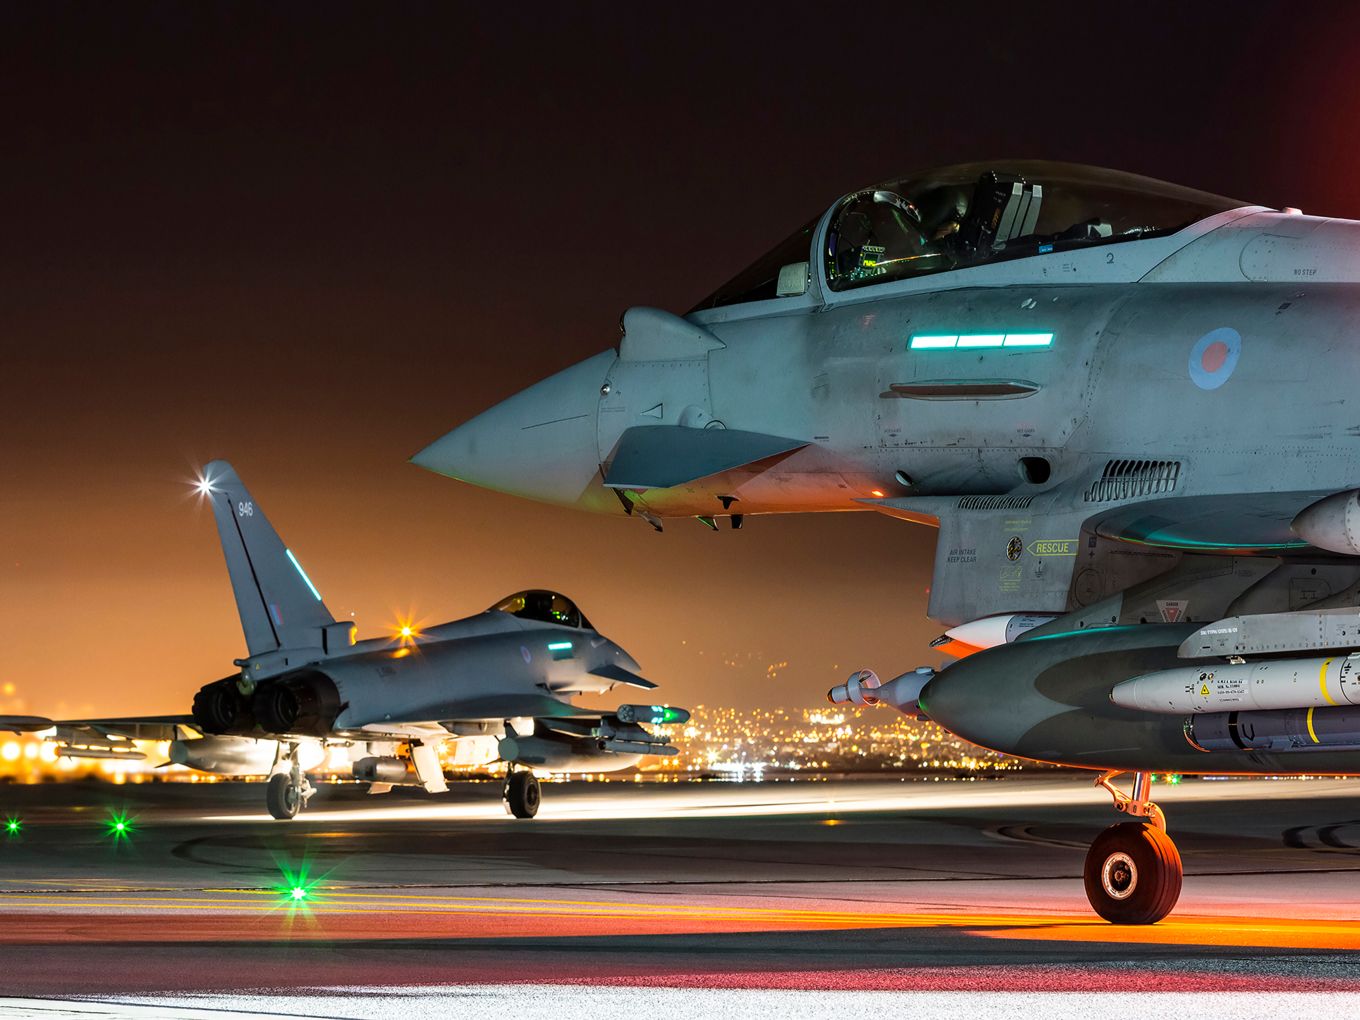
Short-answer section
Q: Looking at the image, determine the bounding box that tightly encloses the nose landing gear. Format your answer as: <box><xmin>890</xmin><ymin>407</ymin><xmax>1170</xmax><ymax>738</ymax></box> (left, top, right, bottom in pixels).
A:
<box><xmin>1085</xmin><ymin>771</ymin><xmax>1182</xmax><ymax>924</ymax></box>
<box><xmin>503</xmin><ymin>769</ymin><xmax>541</xmax><ymax>819</ymax></box>
<box><xmin>265</xmin><ymin>744</ymin><xmax>315</xmax><ymax>821</ymax></box>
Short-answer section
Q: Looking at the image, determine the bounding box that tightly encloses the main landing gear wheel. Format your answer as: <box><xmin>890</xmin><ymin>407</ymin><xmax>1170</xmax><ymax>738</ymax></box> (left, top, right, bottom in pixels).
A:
<box><xmin>504</xmin><ymin>771</ymin><xmax>540</xmax><ymax>819</ymax></box>
<box><xmin>266</xmin><ymin>773</ymin><xmax>302</xmax><ymax>820</ymax></box>
<box><xmin>1084</xmin><ymin>820</ymin><xmax>1183</xmax><ymax>925</ymax></box>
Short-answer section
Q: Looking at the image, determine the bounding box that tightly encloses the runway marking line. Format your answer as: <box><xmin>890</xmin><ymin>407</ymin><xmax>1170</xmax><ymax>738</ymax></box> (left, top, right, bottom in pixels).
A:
<box><xmin>3</xmin><ymin>887</ymin><xmax>1360</xmax><ymax>951</ymax></box>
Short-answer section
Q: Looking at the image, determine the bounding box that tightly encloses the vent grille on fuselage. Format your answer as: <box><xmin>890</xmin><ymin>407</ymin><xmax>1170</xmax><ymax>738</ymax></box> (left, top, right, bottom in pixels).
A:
<box><xmin>957</xmin><ymin>495</ymin><xmax>1035</xmax><ymax>510</ymax></box>
<box><xmin>1085</xmin><ymin>459</ymin><xmax>1181</xmax><ymax>502</ymax></box>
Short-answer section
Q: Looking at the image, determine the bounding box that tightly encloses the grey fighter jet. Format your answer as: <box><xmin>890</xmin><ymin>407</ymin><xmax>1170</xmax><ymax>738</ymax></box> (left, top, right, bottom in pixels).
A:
<box><xmin>1</xmin><ymin>461</ymin><xmax>685</xmax><ymax>820</ymax></box>
<box><xmin>415</xmin><ymin>160</ymin><xmax>1360</xmax><ymax>922</ymax></box>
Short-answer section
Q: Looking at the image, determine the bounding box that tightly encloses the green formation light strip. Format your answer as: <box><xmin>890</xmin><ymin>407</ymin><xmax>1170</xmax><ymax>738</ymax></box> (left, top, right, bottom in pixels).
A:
<box><xmin>286</xmin><ymin>549</ymin><xmax>323</xmax><ymax>601</ymax></box>
<box><xmin>910</xmin><ymin>332</ymin><xmax>1054</xmax><ymax>350</ymax></box>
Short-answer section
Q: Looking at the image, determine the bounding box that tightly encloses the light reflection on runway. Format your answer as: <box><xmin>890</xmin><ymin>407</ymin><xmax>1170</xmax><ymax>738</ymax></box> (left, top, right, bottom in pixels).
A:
<box><xmin>4</xmin><ymin>777</ymin><xmax>1360</xmax><ymax>995</ymax></box>
<box><xmin>201</xmin><ymin>775</ymin><xmax>1356</xmax><ymax>824</ymax></box>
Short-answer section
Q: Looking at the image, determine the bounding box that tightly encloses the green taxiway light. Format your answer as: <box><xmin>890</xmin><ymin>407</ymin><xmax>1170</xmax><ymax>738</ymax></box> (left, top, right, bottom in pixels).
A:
<box><xmin>106</xmin><ymin>811</ymin><xmax>134</xmax><ymax>840</ymax></box>
<box><xmin>276</xmin><ymin>862</ymin><xmax>319</xmax><ymax>906</ymax></box>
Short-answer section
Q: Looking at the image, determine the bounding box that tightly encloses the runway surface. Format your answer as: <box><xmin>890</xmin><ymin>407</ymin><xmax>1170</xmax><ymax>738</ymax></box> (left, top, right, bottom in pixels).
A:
<box><xmin>2</xmin><ymin>774</ymin><xmax>1360</xmax><ymax>1015</ymax></box>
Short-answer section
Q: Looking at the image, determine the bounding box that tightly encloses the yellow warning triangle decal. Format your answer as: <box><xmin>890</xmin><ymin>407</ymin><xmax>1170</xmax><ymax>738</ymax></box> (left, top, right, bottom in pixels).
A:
<box><xmin>1200</xmin><ymin>683</ymin><xmax>1210</xmax><ymax>696</ymax></box>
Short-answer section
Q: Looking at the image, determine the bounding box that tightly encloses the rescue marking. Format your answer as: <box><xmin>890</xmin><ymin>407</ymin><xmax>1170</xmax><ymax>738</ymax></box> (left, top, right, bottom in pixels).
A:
<box><xmin>1027</xmin><ymin>538</ymin><xmax>1076</xmax><ymax>556</ymax></box>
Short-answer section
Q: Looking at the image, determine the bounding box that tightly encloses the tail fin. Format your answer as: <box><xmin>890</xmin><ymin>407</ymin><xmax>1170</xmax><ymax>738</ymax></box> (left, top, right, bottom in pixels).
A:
<box><xmin>200</xmin><ymin>460</ymin><xmax>335</xmax><ymax>655</ymax></box>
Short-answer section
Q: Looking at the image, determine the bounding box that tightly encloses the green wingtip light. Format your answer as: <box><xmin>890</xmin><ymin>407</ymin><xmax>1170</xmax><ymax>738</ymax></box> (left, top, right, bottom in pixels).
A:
<box><xmin>290</xmin><ymin>886</ymin><xmax>307</xmax><ymax>901</ymax></box>
<box><xmin>5</xmin><ymin>817</ymin><xmax>20</xmax><ymax>836</ymax></box>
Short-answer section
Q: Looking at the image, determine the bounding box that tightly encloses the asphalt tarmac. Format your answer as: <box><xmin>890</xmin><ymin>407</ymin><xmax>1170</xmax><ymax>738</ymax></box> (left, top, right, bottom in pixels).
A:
<box><xmin>2</xmin><ymin>774</ymin><xmax>1360</xmax><ymax>1015</ymax></box>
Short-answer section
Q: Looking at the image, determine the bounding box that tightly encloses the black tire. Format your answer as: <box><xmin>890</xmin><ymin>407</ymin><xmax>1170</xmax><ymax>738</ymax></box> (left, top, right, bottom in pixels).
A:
<box><xmin>266</xmin><ymin>773</ymin><xmax>301</xmax><ymax>820</ymax></box>
<box><xmin>504</xmin><ymin>772</ymin><xmax>540</xmax><ymax>819</ymax></box>
<box><xmin>1083</xmin><ymin>821</ymin><xmax>1182</xmax><ymax>924</ymax></box>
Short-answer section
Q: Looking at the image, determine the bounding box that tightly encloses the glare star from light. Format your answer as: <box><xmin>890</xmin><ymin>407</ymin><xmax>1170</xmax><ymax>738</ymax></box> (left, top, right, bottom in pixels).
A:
<box><xmin>274</xmin><ymin>861</ymin><xmax>322</xmax><ymax>911</ymax></box>
<box><xmin>105</xmin><ymin>810</ymin><xmax>134</xmax><ymax>841</ymax></box>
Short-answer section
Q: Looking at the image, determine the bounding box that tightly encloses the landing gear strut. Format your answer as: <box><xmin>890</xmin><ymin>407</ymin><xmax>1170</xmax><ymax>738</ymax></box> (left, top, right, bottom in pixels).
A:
<box><xmin>265</xmin><ymin>744</ymin><xmax>315</xmax><ymax>821</ymax></box>
<box><xmin>1085</xmin><ymin>770</ymin><xmax>1182</xmax><ymax>924</ymax></box>
<box><xmin>503</xmin><ymin>769</ymin><xmax>540</xmax><ymax>819</ymax></box>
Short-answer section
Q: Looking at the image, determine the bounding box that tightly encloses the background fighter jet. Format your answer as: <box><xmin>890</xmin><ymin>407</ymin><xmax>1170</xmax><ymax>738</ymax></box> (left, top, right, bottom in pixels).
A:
<box><xmin>0</xmin><ymin>461</ymin><xmax>685</xmax><ymax>820</ymax></box>
<box><xmin>416</xmin><ymin>159</ymin><xmax>1360</xmax><ymax>923</ymax></box>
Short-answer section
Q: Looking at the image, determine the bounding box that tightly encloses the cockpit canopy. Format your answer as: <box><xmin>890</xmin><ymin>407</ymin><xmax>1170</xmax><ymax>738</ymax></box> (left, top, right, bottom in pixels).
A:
<box><xmin>491</xmin><ymin>589</ymin><xmax>592</xmax><ymax>630</ymax></box>
<box><xmin>692</xmin><ymin>161</ymin><xmax>1247</xmax><ymax>310</ymax></box>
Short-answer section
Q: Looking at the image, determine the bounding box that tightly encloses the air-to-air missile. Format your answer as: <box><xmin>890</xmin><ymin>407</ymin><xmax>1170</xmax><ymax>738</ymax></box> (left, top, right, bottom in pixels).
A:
<box><xmin>414</xmin><ymin>158</ymin><xmax>1360</xmax><ymax>924</ymax></box>
<box><xmin>0</xmin><ymin>461</ymin><xmax>686</xmax><ymax>822</ymax></box>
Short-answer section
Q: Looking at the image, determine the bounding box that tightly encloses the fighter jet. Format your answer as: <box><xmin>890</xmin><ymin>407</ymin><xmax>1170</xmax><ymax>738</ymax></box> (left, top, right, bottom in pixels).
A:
<box><xmin>414</xmin><ymin>159</ymin><xmax>1360</xmax><ymax>922</ymax></box>
<box><xmin>1</xmin><ymin>461</ymin><xmax>685</xmax><ymax>820</ymax></box>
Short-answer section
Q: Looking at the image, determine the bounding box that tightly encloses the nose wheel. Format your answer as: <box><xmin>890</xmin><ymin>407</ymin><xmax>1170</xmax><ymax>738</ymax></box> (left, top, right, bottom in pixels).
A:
<box><xmin>265</xmin><ymin>744</ymin><xmax>315</xmax><ymax>821</ymax></box>
<box><xmin>1085</xmin><ymin>771</ymin><xmax>1182</xmax><ymax>924</ymax></box>
<box><xmin>503</xmin><ymin>770</ymin><xmax>541</xmax><ymax>819</ymax></box>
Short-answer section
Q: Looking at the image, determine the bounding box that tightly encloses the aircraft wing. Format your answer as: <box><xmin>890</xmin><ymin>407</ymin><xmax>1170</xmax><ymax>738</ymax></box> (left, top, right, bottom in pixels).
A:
<box><xmin>603</xmin><ymin>425</ymin><xmax>807</xmax><ymax>490</ymax></box>
<box><xmin>0</xmin><ymin>715</ymin><xmax>192</xmax><ymax>740</ymax></box>
<box><xmin>0</xmin><ymin>714</ymin><xmax>194</xmax><ymax>762</ymax></box>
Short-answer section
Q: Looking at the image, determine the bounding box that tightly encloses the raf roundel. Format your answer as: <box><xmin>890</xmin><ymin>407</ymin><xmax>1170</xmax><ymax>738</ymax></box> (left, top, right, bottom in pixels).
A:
<box><xmin>1188</xmin><ymin>327</ymin><xmax>1242</xmax><ymax>390</ymax></box>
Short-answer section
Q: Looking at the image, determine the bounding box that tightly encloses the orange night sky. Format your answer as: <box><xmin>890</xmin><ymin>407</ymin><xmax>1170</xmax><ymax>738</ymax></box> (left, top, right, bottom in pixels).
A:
<box><xmin>3</xmin><ymin>5</ymin><xmax>1359</xmax><ymax>717</ymax></box>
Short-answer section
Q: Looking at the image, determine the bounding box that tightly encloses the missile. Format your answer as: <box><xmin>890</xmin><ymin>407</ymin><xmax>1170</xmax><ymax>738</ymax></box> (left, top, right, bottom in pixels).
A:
<box><xmin>930</xmin><ymin>613</ymin><xmax>1057</xmax><ymax>657</ymax></box>
<box><xmin>1112</xmin><ymin>653</ymin><xmax>1360</xmax><ymax>714</ymax></box>
<box><xmin>615</xmin><ymin>704</ymin><xmax>690</xmax><ymax>726</ymax></box>
<box><xmin>1185</xmin><ymin>706</ymin><xmax>1360</xmax><ymax>753</ymax></box>
<box><xmin>498</xmin><ymin>731</ymin><xmax>639</xmax><ymax>772</ymax></box>
<box><xmin>56</xmin><ymin>746</ymin><xmax>146</xmax><ymax>761</ymax></box>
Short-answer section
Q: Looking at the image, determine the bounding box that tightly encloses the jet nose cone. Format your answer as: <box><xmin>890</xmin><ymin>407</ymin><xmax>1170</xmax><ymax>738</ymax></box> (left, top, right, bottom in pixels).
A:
<box><xmin>413</xmin><ymin>350</ymin><xmax>617</xmax><ymax>508</ymax></box>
